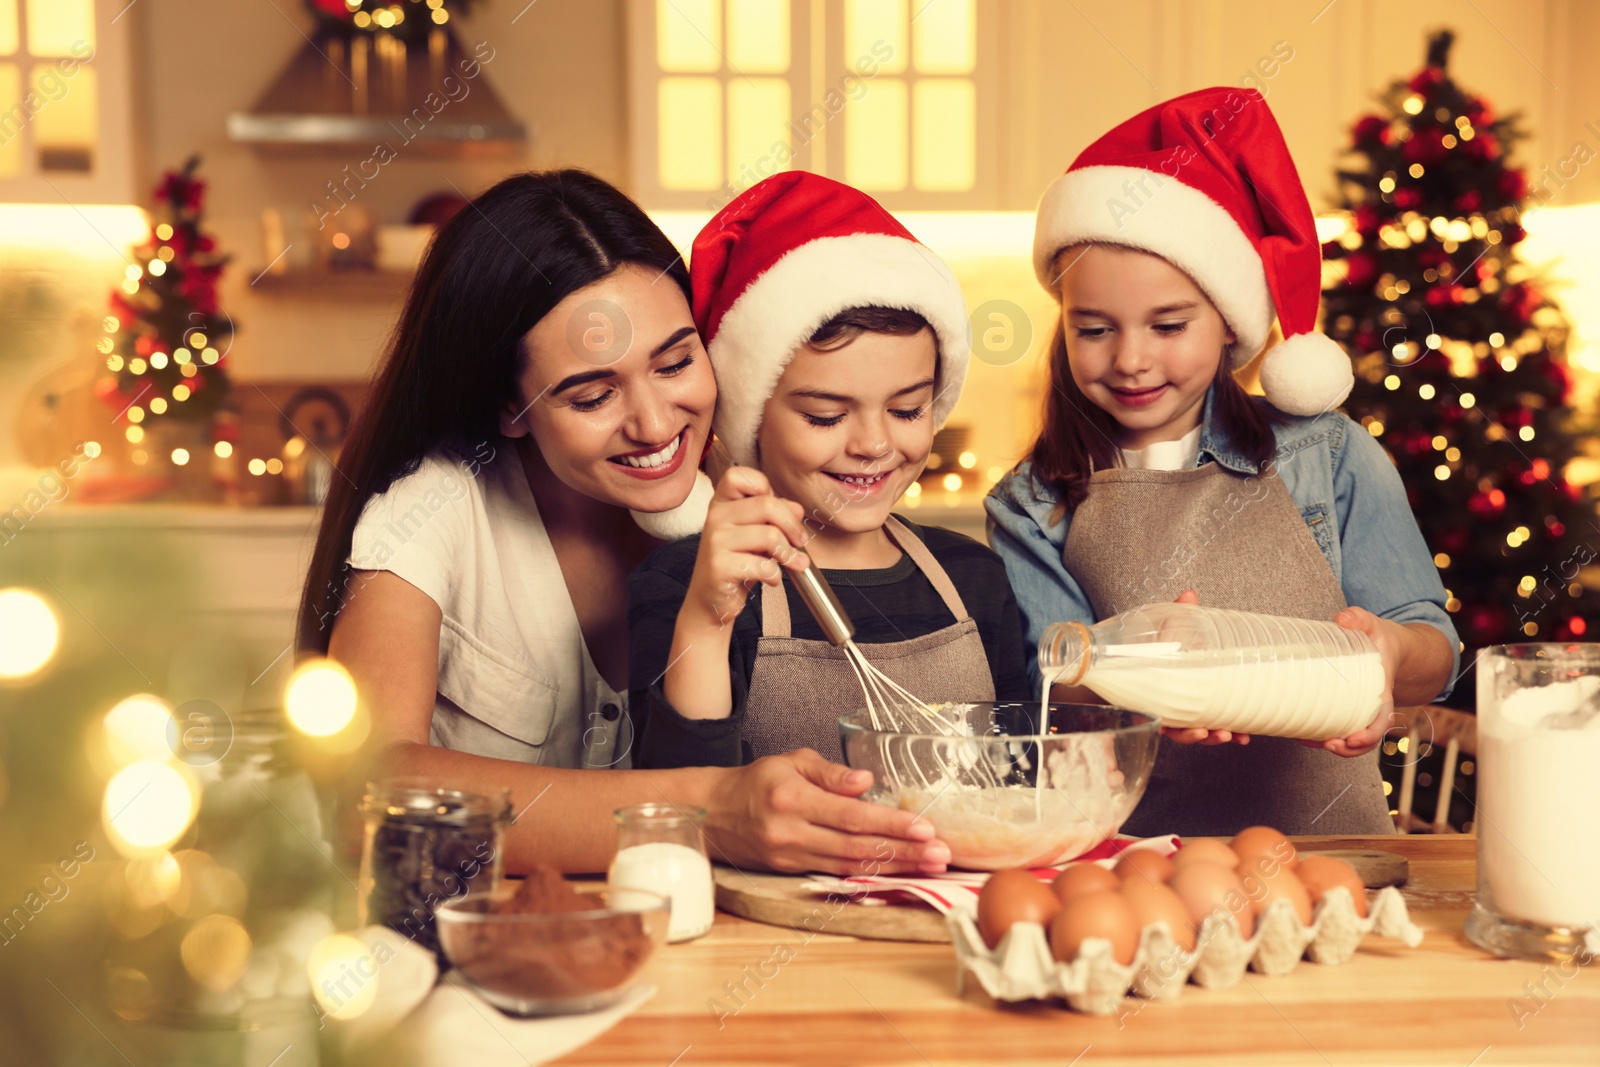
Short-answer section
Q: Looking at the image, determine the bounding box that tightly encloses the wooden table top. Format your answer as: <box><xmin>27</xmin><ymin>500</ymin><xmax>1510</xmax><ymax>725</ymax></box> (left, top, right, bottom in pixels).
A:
<box><xmin>561</xmin><ymin>835</ymin><xmax>1600</xmax><ymax>1066</ymax></box>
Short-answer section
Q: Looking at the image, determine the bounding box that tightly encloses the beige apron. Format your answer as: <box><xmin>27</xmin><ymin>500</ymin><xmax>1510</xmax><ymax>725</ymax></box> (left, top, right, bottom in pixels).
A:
<box><xmin>1062</xmin><ymin>463</ymin><xmax>1394</xmax><ymax>836</ymax></box>
<box><xmin>743</xmin><ymin>517</ymin><xmax>995</xmax><ymax>763</ymax></box>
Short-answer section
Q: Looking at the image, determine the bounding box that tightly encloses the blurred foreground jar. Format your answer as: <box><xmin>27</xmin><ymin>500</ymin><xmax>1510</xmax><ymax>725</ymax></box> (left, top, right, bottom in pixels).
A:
<box><xmin>358</xmin><ymin>779</ymin><xmax>510</xmax><ymax>961</ymax></box>
<box><xmin>106</xmin><ymin>708</ymin><xmax>335</xmax><ymax>1067</ymax></box>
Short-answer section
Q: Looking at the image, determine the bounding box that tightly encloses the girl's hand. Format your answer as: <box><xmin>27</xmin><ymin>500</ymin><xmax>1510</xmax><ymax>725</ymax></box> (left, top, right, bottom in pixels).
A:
<box><xmin>1305</xmin><ymin>605</ymin><xmax>1402</xmax><ymax>758</ymax></box>
<box><xmin>681</xmin><ymin>466</ymin><xmax>811</xmax><ymax>631</ymax></box>
<box><xmin>705</xmin><ymin>749</ymin><xmax>952</xmax><ymax>875</ymax></box>
<box><xmin>1160</xmin><ymin>589</ymin><xmax>1252</xmax><ymax>747</ymax></box>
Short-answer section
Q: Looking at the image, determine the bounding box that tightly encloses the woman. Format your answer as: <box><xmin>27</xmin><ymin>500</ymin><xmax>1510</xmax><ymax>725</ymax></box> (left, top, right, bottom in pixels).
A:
<box><xmin>299</xmin><ymin>170</ymin><xmax>949</xmax><ymax>875</ymax></box>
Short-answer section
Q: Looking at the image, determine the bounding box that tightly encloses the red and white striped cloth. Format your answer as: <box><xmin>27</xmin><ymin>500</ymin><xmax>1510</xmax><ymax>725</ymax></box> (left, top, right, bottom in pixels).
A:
<box><xmin>802</xmin><ymin>835</ymin><xmax>1181</xmax><ymax>914</ymax></box>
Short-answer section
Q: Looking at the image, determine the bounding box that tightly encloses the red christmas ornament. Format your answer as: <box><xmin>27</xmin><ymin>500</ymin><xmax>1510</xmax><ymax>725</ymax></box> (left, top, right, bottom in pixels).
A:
<box><xmin>1394</xmin><ymin>187</ymin><xmax>1423</xmax><ymax>209</ymax></box>
<box><xmin>1467</xmin><ymin>487</ymin><xmax>1507</xmax><ymax>519</ymax></box>
<box><xmin>1454</xmin><ymin>189</ymin><xmax>1482</xmax><ymax>212</ymax></box>
<box><xmin>1344</xmin><ymin>251</ymin><xmax>1379</xmax><ymax>289</ymax></box>
<box><xmin>1353</xmin><ymin>204</ymin><xmax>1381</xmax><ymax>235</ymax></box>
<box><xmin>1353</xmin><ymin>114</ymin><xmax>1387</xmax><ymax>146</ymax></box>
<box><xmin>1496</xmin><ymin>169</ymin><xmax>1527</xmax><ymax>201</ymax></box>
<box><xmin>1354</xmin><ymin>328</ymin><xmax>1381</xmax><ymax>353</ymax></box>
<box><xmin>1467</xmin><ymin>604</ymin><xmax>1509</xmax><ymax>644</ymax></box>
<box><xmin>94</xmin><ymin>376</ymin><xmax>128</xmax><ymax>409</ymax></box>
<box><xmin>1408</xmin><ymin>67</ymin><xmax>1444</xmax><ymax>93</ymax></box>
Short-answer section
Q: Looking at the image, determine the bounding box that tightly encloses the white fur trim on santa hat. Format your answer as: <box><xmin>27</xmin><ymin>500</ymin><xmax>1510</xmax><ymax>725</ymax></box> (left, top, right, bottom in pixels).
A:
<box><xmin>708</xmin><ymin>233</ymin><xmax>971</xmax><ymax>467</ymax></box>
<box><xmin>1033</xmin><ymin>165</ymin><xmax>1275</xmax><ymax>361</ymax></box>
<box><xmin>1258</xmin><ymin>331</ymin><xmax>1354</xmax><ymax>416</ymax></box>
<box><xmin>629</xmin><ymin>469</ymin><xmax>714</xmax><ymax>540</ymax></box>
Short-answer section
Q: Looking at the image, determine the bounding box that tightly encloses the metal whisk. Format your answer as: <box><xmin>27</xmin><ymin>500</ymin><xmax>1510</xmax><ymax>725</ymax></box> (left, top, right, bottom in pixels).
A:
<box><xmin>790</xmin><ymin>562</ymin><xmax>942</xmax><ymax>733</ymax></box>
<box><xmin>791</xmin><ymin>562</ymin><xmax>1003</xmax><ymax>795</ymax></box>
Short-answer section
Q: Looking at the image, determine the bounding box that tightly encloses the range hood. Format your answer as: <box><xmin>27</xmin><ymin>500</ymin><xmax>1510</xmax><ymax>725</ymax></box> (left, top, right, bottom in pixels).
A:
<box><xmin>227</xmin><ymin>27</ymin><xmax>525</xmax><ymax>151</ymax></box>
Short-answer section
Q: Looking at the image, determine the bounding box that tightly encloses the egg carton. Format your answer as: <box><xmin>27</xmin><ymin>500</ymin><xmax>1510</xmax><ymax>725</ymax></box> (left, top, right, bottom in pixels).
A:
<box><xmin>948</xmin><ymin>886</ymin><xmax>1424</xmax><ymax>1016</ymax></box>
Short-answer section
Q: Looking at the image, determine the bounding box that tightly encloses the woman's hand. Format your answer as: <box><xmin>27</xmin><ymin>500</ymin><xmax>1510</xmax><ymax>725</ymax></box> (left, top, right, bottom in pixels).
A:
<box><xmin>1159</xmin><ymin>589</ymin><xmax>1252</xmax><ymax>747</ymax></box>
<box><xmin>681</xmin><ymin>466</ymin><xmax>811</xmax><ymax>631</ymax></box>
<box><xmin>704</xmin><ymin>749</ymin><xmax>952</xmax><ymax>876</ymax></box>
<box><xmin>1305</xmin><ymin>605</ymin><xmax>1402</xmax><ymax>758</ymax></box>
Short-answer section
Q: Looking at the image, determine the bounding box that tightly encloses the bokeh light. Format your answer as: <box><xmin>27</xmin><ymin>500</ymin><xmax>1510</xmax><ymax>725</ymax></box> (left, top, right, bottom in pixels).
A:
<box><xmin>0</xmin><ymin>588</ymin><xmax>60</xmax><ymax>679</ymax></box>
<box><xmin>180</xmin><ymin>914</ymin><xmax>252</xmax><ymax>992</ymax></box>
<box><xmin>286</xmin><ymin>659</ymin><xmax>358</xmax><ymax>737</ymax></box>
<box><xmin>103</xmin><ymin>761</ymin><xmax>196</xmax><ymax>854</ymax></box>
<box><xmin>103</xmin><ymin>694</ymin><xmax>176</xmax><ymax>765</ymax></box>
<box><xmin>125</xmin><ymin>851</ymin><xmax>183</xmax><ymax>908</ymax></box>
<box><xmin>308</xmin><ymin>933</ymin><xmax>380</xmax><ymax>1021</ymax></box>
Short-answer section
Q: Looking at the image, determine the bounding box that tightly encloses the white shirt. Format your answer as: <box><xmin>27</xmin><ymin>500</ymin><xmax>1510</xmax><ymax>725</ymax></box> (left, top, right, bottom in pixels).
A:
<box><xmin>1118</xmin><ymin>424</ymin><xmax>1203</xmax><ymax>471</ymax></box>
<box><xmin>348</xmin><ymin>442</ymin><xmax>629</xmax><ymax>769</ymax></box>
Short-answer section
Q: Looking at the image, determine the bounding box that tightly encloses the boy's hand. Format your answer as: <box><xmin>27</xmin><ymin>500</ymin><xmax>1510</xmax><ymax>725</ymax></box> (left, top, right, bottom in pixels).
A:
<box><xmin>682</xmin><ymin>466</ymin><xmax>811</xmax><ymax>632</ymax></box>
<box><xmin>1159</xmin><ymin>589</ymin><xmax>1252</xmax><ymax>747</ymax></box>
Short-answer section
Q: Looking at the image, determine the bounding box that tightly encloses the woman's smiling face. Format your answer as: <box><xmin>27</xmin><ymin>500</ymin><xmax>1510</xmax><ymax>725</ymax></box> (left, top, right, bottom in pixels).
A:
<box><xmin>505</xmin><ymin>262</ymin><xmax>717</xmax><ymax>512</ymax></box>
<box><xmin>756</xmin><ymin>328</ymin><xmax>937</xmax><ymax>539</ymax></box>
<box><xmin>1054</xmin><ymin>243</ymin><xmax>1234</xmax><ymax>450</ymax></box>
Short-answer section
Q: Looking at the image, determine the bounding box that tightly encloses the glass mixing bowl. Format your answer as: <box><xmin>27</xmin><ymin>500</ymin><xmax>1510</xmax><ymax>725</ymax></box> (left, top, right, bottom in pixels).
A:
<box><xmin>837</xmin><ymin>702</ymin><xmax>1160</xmax><ymax>870</ymax></box>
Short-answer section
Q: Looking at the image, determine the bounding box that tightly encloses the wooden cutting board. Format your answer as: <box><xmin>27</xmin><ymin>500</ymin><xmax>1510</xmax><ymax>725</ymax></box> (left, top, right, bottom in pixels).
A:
<box><xmin>712</xmin><ymin>849</ymin><xmax>1408</xmax><ymax>943</ymax></box>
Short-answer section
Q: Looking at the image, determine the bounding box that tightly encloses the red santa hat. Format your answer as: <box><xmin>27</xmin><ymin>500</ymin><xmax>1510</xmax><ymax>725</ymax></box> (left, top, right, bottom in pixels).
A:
<box><xmin>690</xmin><ymin>172</ymin><xmax>971</xmax><ymax>466</ymax></box>
<box><xmin>1032</xmin><ymin>87</ymin><xmax>1352</xmax><ymax>417</ymax></box>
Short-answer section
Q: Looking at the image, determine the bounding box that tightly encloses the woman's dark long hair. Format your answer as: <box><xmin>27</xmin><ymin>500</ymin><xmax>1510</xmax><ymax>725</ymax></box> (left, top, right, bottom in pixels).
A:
<box><xmin>297</xmin><ymin>170</ymin><xmax>691</xmax><ymax>653</ymax></box>
<box><xmin>1028</xmin><ymin>317</ymin><xmax>1279</xmax><ymax>516</ymax></box>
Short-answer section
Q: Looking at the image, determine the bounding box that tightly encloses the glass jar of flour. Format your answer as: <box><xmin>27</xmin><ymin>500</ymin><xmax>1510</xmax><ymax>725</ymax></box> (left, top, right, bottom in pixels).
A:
<box><xmin>1465</xmin><ymin>644</ymin><xmax>1600</xmax><ymax>962</ymax></box>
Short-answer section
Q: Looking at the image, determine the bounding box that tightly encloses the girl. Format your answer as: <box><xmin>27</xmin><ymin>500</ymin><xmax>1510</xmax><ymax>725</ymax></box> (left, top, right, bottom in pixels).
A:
<box><xmin>304</xmin><ymin>170</ymin><xmax>950</xmax><ymax>875</ymax></box>
<box><xmin>986</xmin><ymin>89</ymin><xmax>1459</xmax><ymax>836</ymax></box>
<box><xmin>629</xmin><ymin>172</ymin><xmax>1031</xmax><ymax>768</ymax></box>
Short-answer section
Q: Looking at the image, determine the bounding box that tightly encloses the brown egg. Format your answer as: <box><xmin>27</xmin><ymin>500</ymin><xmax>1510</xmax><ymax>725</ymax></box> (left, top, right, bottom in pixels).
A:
<box><xmin>1051</xmin><ymin>862</ymin><xmax>1120</xmax><ymax>904</ymax></box>
<box><xmin>1171</xmin><ymin>838</ymin><xmax>1239</xmax><ymax>870</ymax></box>
<box><xmin>977</xmin><ymin>868</ymin><xmax>1060</xmax><ymax>949</ymax></box>
<box><xmin>1242</xmin><ymin>862</ymin><xmax>1313</xmax><ymax>926</ymax></box>
<box><xmin>1119</xmin><ymin>877</ymin><xmax>1196</xmax><ymax>953</ymax></box>
<box><xmin>1115</xmin><ymin>849</ymin><xmax>1175</xmax><ymax>886</ymax></box>
<box><xmin>1296</xmin><ymin>855</ymin><xmax>1369</xmax><ymax>918</ymax></box>
<box><xmin>1049</xmin><ymin>890</ymin><xmax>1140</xmax><ymax>965</ymax></box>
<box><xmin>1231</xmin><ymin>825</ymin><xmax>1298</xmax><ymax>874</ymax></box>
<box><xmin>1170</xmin><ymin>861</ymin><xmax>1255</xmax><ymax>939</ymax></box>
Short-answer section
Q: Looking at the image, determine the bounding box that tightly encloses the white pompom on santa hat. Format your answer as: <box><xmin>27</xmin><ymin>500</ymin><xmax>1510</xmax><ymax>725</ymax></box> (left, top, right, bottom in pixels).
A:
<box><xmin>1031</xmin><ymin>87</ymin><xmax>1353</xmax><ymax>417</ymax></box>
<box><xmin>691</xmin><ymin>171</ymin><xmax>972</xmax><ymax>467</ymax></box>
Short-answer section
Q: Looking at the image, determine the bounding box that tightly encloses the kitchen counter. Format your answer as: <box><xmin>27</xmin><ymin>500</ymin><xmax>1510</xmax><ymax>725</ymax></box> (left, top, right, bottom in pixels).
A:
<box><xmin>563</xmin><ymin>835</ymin><xmax>1598</xmax><ymax>1065</ymax></box>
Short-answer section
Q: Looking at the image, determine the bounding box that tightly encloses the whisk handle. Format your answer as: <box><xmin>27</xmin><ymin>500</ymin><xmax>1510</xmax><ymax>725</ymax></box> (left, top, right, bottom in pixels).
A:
<box><xmin>792</xmin><ymin>564</ymin><xmax>855</xmax><ymax>647</ymax></box>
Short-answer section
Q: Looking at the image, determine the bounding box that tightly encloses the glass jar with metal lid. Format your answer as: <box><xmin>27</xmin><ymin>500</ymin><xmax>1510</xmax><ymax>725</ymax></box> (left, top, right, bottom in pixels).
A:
<box><xmin>357</xmin><ymin>778</ymin><xmax>511</xmax><ymax>959</ymax></box>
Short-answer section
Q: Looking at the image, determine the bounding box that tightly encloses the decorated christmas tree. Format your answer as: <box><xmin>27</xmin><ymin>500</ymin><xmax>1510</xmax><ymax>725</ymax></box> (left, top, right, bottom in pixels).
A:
<box><xmin>1322</xmin><ymin>31</ymin><xmax>1598</xmax><ymax>692</ymax></box>
<box><xmin>97</xmin><ymin>157</ymin><xmax>234</xmax><ymax>431</ymax></box>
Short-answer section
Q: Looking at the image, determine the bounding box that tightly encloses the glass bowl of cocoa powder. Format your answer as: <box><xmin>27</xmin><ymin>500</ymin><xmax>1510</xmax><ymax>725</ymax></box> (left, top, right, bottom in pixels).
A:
<box><xmin>436</xmin><ymin>866</ymin><xmax>670</xmax><ymax>1016</ymax></box>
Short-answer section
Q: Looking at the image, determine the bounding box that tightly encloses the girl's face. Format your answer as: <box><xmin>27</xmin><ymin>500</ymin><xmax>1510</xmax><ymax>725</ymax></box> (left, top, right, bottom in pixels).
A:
<box><xmin>1053</xmin><ymin>244</ymin><xmax>1235</xmax><ymax>450</ymax></box>
<box><xmin>756</xmin><ymin>329</ymin><xmax>937</xmax><ymax>540</ymax></box>
<box><xmin>505</xmin><ymin>263</ymin><xmax>717</xmax><ymax>512</ymax></box>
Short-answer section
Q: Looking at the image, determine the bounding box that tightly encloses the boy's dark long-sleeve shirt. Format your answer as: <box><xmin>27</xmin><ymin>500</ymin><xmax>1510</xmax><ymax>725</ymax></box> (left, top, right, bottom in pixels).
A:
<box><xmin>627</xmin><ymin>516</ymin><xmax>1033</xmax><ymax>768</ymax></box>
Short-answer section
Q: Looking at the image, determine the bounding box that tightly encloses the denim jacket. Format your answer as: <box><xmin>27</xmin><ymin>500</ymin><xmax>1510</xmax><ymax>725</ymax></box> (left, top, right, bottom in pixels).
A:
<box><xmin>985</xmin><ymin>388</ymin><xmax>1461</xmax><ymax>696</ymax></box>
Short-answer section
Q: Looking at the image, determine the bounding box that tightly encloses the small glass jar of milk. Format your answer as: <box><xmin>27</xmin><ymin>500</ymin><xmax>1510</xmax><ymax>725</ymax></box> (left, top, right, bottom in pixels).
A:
<box><xmin>1466</xmin><ymin>644</ymin><xmax>1600</xmax><ymax>962</ymax></box>
<box><xmin>608</xmin><ymin>803</ymin><xmax>715</xmax><ymax>943</ymax></box>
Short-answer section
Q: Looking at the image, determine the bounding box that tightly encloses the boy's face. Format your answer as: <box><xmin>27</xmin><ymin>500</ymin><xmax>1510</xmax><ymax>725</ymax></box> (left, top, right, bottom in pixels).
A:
<box><xmin>1054</xmin><ymin>243</ymin><xmax>1234</xmax><ymax>451</ymax></box>
<box><xmin>756</xmin><ymin>329</ymin><xmax>938</xmax><ymax>538</ymax></box>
